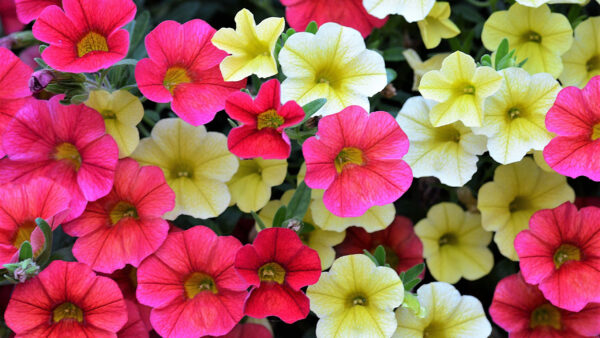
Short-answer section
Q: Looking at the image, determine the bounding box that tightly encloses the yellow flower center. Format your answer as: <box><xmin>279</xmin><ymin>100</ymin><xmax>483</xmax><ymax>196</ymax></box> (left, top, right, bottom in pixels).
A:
<box><xmin>256</xmin><ymin>109</ymin><xmax>284</xmax><ymax>130</ymax></box>
<box><xmin>530</xmin><ymin>303</ymin><xmax>561</xmax><ymax>330</ymax></box>
<box><xmin>524</xmin><ymin>31</ymin><xmax>542</xmax><ymax>43</ymax></box>
<box><xmin>163</xmin><ymin>67</ymin><xmax>191</xmax><ymax>95</ymax></box>
<box><xmin>53</xmin><ymin>302</ymin><xmax>84</xmax><ymax>323</ymax></box>
<box><xmin>591</xmin><ymin>123</ymin><xmax>600</xmax><ymax>141</ymax></box>
<box><xmin>509</xmin><ymin>196</ymin><xmax>531</xmax><ymax>212</ymax></box>
<box><xmin>258</xmin><ymin>262</ymin><xmax>286</xmax><ymax>284</ymax></box>
<box><xmin>184</xmin><ymin>272</ymin><xmax>218</xmax><ymax>298</ymax></box>
<box><xmin>553</xmin><ymin>244</ymin><xmax>581</xmax><ymax>269</ymax></box>
<box><xmin>508</xmin><ymin>107</ymin><xmax>522</xmax><ymax>119</ymax></box>
<box><xmin>335</xmin><ymin>147</ymin><xmax>364</xmax><ymax>173</ymax></box>
<box><xmin>12</xmin><ymin>220</ymin><xmax>36</xmax><ymax>249</ymax></box>
<box><xmin>435</xmin><ymin>125</ymin><xmax>461</xmax><ymax>143</ymax></box>
<box><xmin>100</xmin><ymin>109</ymin><xmax>116</xmax><ymax>119</ymax></box>
<box><xmin>586</xmin><ymin>55</ymin><xmax>600</xmax><ymax>73</ymax></box>
<box><xmin>172</xmin><ymin>162</ymin><xmax>194</xmax><ymax>179</ymax></box>
<box><xmin>462</xmin><ymin>84</ymin><xmax>475</xmax><ymax>95</ymax></box>
<box><xmin>77</xmin><ymin>32</ymin><xmax>108</xmax><ymax>57</ymax></box>
<box><xmin>53</xmin><ymin>142</ymin><xmax>82</xmax><ymax>171</ymax></box>
<box><xmin>109</xmin><ymin>201</ymin><xmax>138</xmax><ymax>225</ymax></box>
<box><xmin>350</xmin><ymin>294</ymin><xmax>368</xmax><ymax>306</ymax></box>
<box><xmin>438</xmin><ymin>233</ymin><xmax>457</xmax><ymax>246</ymax></box>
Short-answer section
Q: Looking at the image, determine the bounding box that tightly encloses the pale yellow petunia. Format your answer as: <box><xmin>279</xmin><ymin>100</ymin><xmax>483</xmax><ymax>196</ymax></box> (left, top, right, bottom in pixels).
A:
<box><xmin>227</xmin><ymin>158</ymin><xmax>287</xmax><ymax>213</ymax></box>
<box><xmin>417</xmin><ymin>2</ymin><xmax>460</xmax><ymax>49</ymax></box>
<box><xmin>363</xmin><ymin>0</ymin><xmax>435</xmax><ymax>22</ymax></box>
<box><xmin>403</xmin><ymin>49</ymin><xmax>449</xmax><ymax>91</ymax></box>
<box><xmin>560</xmin><ymin>16</ymin><xmax>600</xmax><ymax>88</ymax></box>
<box><xmin>516</xmin><ymin>0</ymin><xmax>589</xmax><ymax>6</ymax></box>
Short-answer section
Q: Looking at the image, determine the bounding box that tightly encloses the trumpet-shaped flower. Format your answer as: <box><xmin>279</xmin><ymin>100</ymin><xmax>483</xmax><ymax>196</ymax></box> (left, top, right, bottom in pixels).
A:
<box><xmin>516</xmin><ymin>0</ymin><xmax>589</xmax><ymax>7</ymax></box>
<box><xmin>478</xmin><ymin>157</ymin><xmax>574</xmax><ymax>260</ymax></box>
<box><xmin>132</xmin><ymin>118</ymin><xmax>238</xmax><ymax>220</ymax></box>
<box><xmin>474</xmin><ymin>67</ymin><xmax>560</xmax><ymax>164</ymax></box>
<box><xmin>228</xmin><ymin>158</ymin><xmax>287</xmax><ymax>212</ymax></box>
<box><xmin>396</xmin><ymin>96</ymin><xmax>487</xmax><ymax>186</ymax></box>
<box><xmin>481</xmin><ymin>4</ymin><xmax>573</xmax><ymax>78</ymax></box>
<box><xmin>307</xmin><ymin>254</ymin><xmax>404</xmax><ymax>338</ymax></box>
<box><xmin>403</xmin><ymin>49</ymin><xmax>449</xmax><ymax>91</ymax></box>
<box><xmin>279</xmin><ymin>22</ymin><xmax>387</xmax><ymax>117</ymax></box>
<box><xmin>363</xmin><ymin>0</ymin><xmax>435</xmax><ymax>22</ymax></box>
<box><xmin>106</xmin><ymin>266</ymin><xmax>152</xmax><ymax>334</ymax></box>
<box><xmin>0</xmin><ymin>0</ymin><xmax>23</xmax><ymax>33</ymax></box>
<box><xmin>32</xmin><ymin>0</ymin><xmax>136</xmax><ymax>73</ymax></box>
<box><xmin>136</xmin><ymin>20</ymin><xmax>246</xmax><ymax>126</ymax></box>
<box><xmin>15</xmin><ymin>0</ymin><xmax>61</xmax><ymax>23</ymax></box>
<box><xmin>561</xmin><ymin>17</ymin><xmax>600</xmax><ymax>88</ymax></box>
<box><xmin>119</xmin><ymin>299</ymin><xmax>149</xmax><ymax>338</ymax></box>
<box><xmin>394</xmin><ymin>282</ymin><xmax>492</xmax><ymax>338</ymax></box>
<box><xmin>419</xmin><ymin>51</ymin><xmax>503</xmax><ymax>127</ymax></box>
<box><xmin>417</xmin><ymin>2</ymin><xmax>460</xmax><ymax>49</ymax></box>
<box><xmin>212</xmin><ymin>9</ymin><xmax>284</xmax><ymax>82</ymax></box>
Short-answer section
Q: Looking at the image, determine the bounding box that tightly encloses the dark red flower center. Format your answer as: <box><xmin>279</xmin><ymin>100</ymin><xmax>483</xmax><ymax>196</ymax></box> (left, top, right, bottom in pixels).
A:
<box><xmin>256</xmin><ymin>109</ymin><xmax>284</xmax><ymax>130</ymax></box>
<box><xmin>77</xmin><ymin>32</ymin><xmax>108</xmax><ymax>58</ymax></box>
<box><xmin>109</xmin><ymin>201</ymin><xmax>139</xmax><ymax>225</ymax></box>
<box><xmin>530</xmin><ymin>303</ymin><xmax>561</xmax><ymax>330</ymax></box>
<box><xmin>591</xmin><ymin>123</ymin><xmax>600</xmax><ymax>141</ymax></box>
<box><xmin>258</xmin><ymin>262</ymin><xmax>286</xmax><ymax>284</ymax></box>
<box><xmin>184</xmin><ymin>272</ymin><xmax>218</xmax><ymax>298</ymax></box>
<box><xmin>53</xmin><ymin>142</ymin><xmax>82</xmax><ymax>171</ymax></box>
<box><xmin>553</xmin><ymin>244</ymin><xmax>581</xmax><ymax>269</ymax></box>
<box><xmin>12</xmin><ymin>220</ymin><xmax>36</xmax><ymax>249</ymax></box>
<box><xmin>53</xmin><ymin>302</ymin><xmax>84</xmax><ymax>323</ymax></box>
<box><xmin>335</xmin><ymin>147</ymin><xmax>364</xmax><ymax>173</ymax></box>
<box><xmin>163</xmin><ymin>67</ymin><xmax>191</xmax><ymax>95</ymax></box>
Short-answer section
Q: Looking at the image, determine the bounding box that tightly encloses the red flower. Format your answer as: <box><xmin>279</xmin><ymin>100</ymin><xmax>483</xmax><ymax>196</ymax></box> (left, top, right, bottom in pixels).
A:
<box><xmin>62</xmin><ymin>158</ymin><xmax>175</xmax><ymax>273</ymax></box>
<box><xmin>335</xmin><ymin>216</ymin><xmax>424</xmax><ymax>274</ymax></box>
<box><xmin>137</xmin><ymin>226</ymin><xmax>247</xmax><ymax>337</ymax></box>
<box><xmin>515</xmin><ymin>202</ymin><xmax>600</xmax><ymax>312</ymax></box>
<box><xmin>280</xmin><ymin>0</ymin><xmax>387</xmax><ymax>38</ymax></box>
<box><xmin>0</xmin><ymin>0</ymin><xmax>24</xmax><ymax>33</ymax></box>
<box><xmin>225</xmin><ymin>79</ymin><xmax>304</xmax><ymax>159</ymax></box>
<box><xmin>575</xmin><ymin>196</ymin><xmax>600</xmax><ymax>209</ymax></box>
<box><xmin>14</xmin><ymin>0</ymin><xmax>60</xmax><ymax>23</ymax></box>
<box><xmin>5</xmin><ymin>260</ymin><xmax>128</xmax><ymax>337</ymax></box>
<box><xmin>136</xmin><ymin>20</ymin><xmax>246</xmax><ymax>126</ymax></box>
<box><xmin>234</xmin><ymin>227</ymin><xmax>321</xmax><ymax>323</ymax></box>
<box><xmin>490</xmin><ymin>273</ymin><xmax>600</xmax><ymax>337</ymax></box>
<box><xmin>0</xmin><ymin>95</ymin><xmax>119</xmax><ymax>220</ymax></box>
<box><xmin>105</xmin><ymin>266</ymin><xmax>152</xmax><ymax>334</ymax></box>
<box><xmin>118</xmin><ymin>299</ymin><xmax>149</xmax><ymax>338</ymax></box>
<box><xmin>205</xmin><ymin>323</ymin><xmax>272</xmax><ymax>338</ymax></box>
<box><xmin>32</xmin><ymin>0</ymin><xmax>136</xmax><ymax>73</ymax></box>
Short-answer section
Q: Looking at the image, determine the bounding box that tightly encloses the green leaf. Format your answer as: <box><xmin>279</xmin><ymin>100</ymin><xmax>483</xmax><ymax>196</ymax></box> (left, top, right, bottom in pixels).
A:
<box><xmin>301</xmin><ymin>98</ymin><xmax>326</xmax><ymax>122</ymax></box>
<box><xmin>285</xmin><ymin>181</ymin><xmax>311</xmax><ymax>220</ymax></box>
<box><xmin>362</xmin><ymin>249</ymin><xmax>379</xmax><ymax>266</ymax></box>
<box><xmin>402</xmin><ymin>292</ymin><xmax>427</xmax><ymax>318</ymax></box>
<box><xmin>114</xmin><ymin>58</ymin><xmax>138</xmax><ymax>67</ymax></box>
<box><xmin>305</xmin><ymin>21</ymin><xmax>318</xmax><ymax>34</ymax></box>
<box><xmin>494</xmin><ymin>38</ymin><xmax>509</xmax><ymax>68</ymax></box>
<box><xmin>373</xmin><ymin>245</ymin><xmax>386</xmax><ymax>266</ymax></box>
<box><xmin>18</xmin><ymin>241</ymin><xmax>33</xmax><ymax>261</ymax></box>
<box><xmin>480</xmin><ymin>54</ymin><xmax>492</xmax><ymax>67</ymax></box>
<box><xmin>517</xmin><ymin>58</ymin><xmax>528</xmax><ymax>68</ymax></box>
<box><xmin>128</xmin><ymin>11</ymin><xmax>150</xmax><ymax>57</ymax></box>
<box><xmin>38</xmin><ymin>45</ymin><xmax>48</xmax><ymax>54</ymax></box>
<box><xmin>272</xmin><ymin>206</ymin><xmax>288</xmax><ymax>228</ymax></box>
<box><xmin>34</xmin><ymin>57</ymin><xmax>48</xmax><ymax>69</ymax></box>
<box><xmin>403</xmin><ymin>278</ymin><xmax>421</xmax><ymax>291</ymax></box>
<box><xmin>251</xmin><ymin>211</ymin><xmax>266</xmax><ymax>230</ymax></box>
<box><xmin>34</xmin><ymin>218</ymin><xmax>53</xmax><ymax>266</ymax></box>
<box><xmin>383</xmin><ymin>47</ymin><xmax>405</xmax><ymax>62</ymax></box>
<box><xmin>386</xmin><ymin>68</ymin><xmax>397</xmax><ymax>83</ymax></box>
<box><xmin>298</xmin><ymin>221</ymin><xmax>315</xmax><ymax>235</ymax></box>
<box><xmin>401</xmin><ymin>263</ymin><xmax>425</xmax><ymax>285</ymax></box>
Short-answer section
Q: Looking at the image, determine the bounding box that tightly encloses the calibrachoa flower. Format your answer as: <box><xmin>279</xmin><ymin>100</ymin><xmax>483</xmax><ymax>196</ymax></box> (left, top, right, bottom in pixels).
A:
<box><xmin>137</xmin><ymin>226</ymin><xmax>247</xmax><ymax>337</ymax></box>
<box><xmin>363</xmin><ymin>0</ymin><xmax>435</xmax><ymax>22</ymax></box>
<box><xmin>561</xmin><ymin>17</ymin><xmax>600</xmax><ymax>88</ymax></box>
<box><xmin>279</xmin><ymin>22</ymin><xmax>387</xmax><ymax>117</ymax></box>
<box><xmin>14</xmin><ymin>0</ymin><xmax>60</xmax><ymax>23</ymax></box>
<box><xmin>62</xmin><ymin>158</ymin><xmax>175</xmax><ymax>273</ymax></box>
<box><xmin>225</xmin><ymin>79</ymin><xmax>305</xmax><ymax>159</ymax></box>
<box><xmin>478</xmin><ymin>157</ymin><xmax>575</xmax><ymax>260</ymax></box>
<box><xmin>119</xmin><ymin>299</ymin><xmax>149</xmax><ymax>338</ymax></box>
<box><xmin>394</xmin><ymin>282</ymin><xmax>492</xmax><ymax>337</ymax></box>
<box><xmin>419</xmin><ymin>51</ymin><xmax>503</xmax><ymax>127</ymax></box>
<box><xmin>335</xmin><ymin>216</ymin><xmax>423</xmax><ymax>274</ymax></box>
<box><xmin>481</xmin><ymin>3</ymin><xmax>573</xmax><ymax>78</ymax></box>
<box><xmin>396</xmin><ymin>96</ymin><xmax>487</xmax><ymax>187</ymax></box>
<box><xmin>307</xmin><ymin>254</ymin><xmax>404</xmax><ymax>337</ymax></box>
<box><xmin>227</xmin><ymin>157</ymin><xmax>287</xmax><ymax>212</ymax></box>
<box><xmin>85</xmin><ymin>90</ymin><xmax>144</xmax><ymax>158</ymax></box>
<box><xmin>131</xmin><ymin>118</ymin><xmax>239</xmax><ymax>220</ymax></box>
<box><xmin>0</xmin><ymin>96</ymin><xmax>119</xmax><ymax>220</ymax></box>
<box><xmin>212</xmin><ymin>9</ymin><xmax>284</xmax><ymax>81</ymax></box>
<box><xmin>32</xmin><ymin>0</ymin><xmax>136</xmax><ymax>73</ymax></box>
<box><xmin>415</xmin><ymin>202</ymin><xmax>493</xmax><ymax>284</ymax></box>
<box><xmin>417</xmin><ymin>2</ymin><xmax>460</xmax><ymax>49</ymax></box>
<box><xmin>403</xmin><ymin>49</ymin><xmax>449</xmax><ymax>91</ymax></box>
<box><xmin>516</xmin><ymin>0</ymin><xmax>588</xmax><ymax>7</ymax></box>
<box><xmin>543</xmin><ymin>76</ymin><xmax>600</xmax><ymax>181</ymax></box>
<box><xmin>515</xmin><ymin>202</ymin><xmax>600</xmax><ymax>312</ymax></box>
<box><xmin>136</xmin><ymin>19</ymin><xmax>246</xmax><ymax>126</ymax></box>
<box><xmin>490</xmin><ymin>273</ymin><xmax>600</xmax><ymax>337</ymax></box>
<box><xmin>302</xmin><ymin>105</ymin><xmax>412</xmax><ymax>217</ymax></box>
<box><xmin>107</xmin><ymin>266</ymin><xmax>152</xmax><ymax>334</ymax></box>
<box><xmin>0</xmin><ymin>0</ymin><xmax>23</xmax><ymax>33</ymax></box>
<box><xmin>280</xmin><ymin>0</ymin><xmax>387</xmax><ymax>38</ymax></box>
<box><xmin>5</xmin><ymin>260</ymin><xmax>127</xmax><ymax>337</ymax></box>
<box><xmin>473</xmin><ymin>67</ymin><xmax>560</xmax><ymax>164</ymax></box>
<box><xmin>208</xmin><ymin>323</ymin><xmax>273</xmax><ymax>338</ymax></box>
<box><xmin>235</xmin><ymin>227</ymin><xmax>320</xmax><ymax>323</ymax></box>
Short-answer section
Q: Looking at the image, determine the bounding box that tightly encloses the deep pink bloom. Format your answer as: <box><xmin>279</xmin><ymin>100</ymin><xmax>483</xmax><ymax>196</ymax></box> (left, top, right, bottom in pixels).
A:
<box><xmin>302</xmin><ymin>105</ymin><xmax>412</xmax><ymax>217</ymax></box>
<box><xmin>105</xmin><ymin>266</ymin><xmax>152</xmax><ymax>334</ymax></box>
<box><xmin>544</xmin><ymin>76</ymin><xmax>600</xmax><ymax>181</ymax></box>
<box><xmin>280</xmin><ymin>0</ymin><xmax>387</xmax><ymax>38</ymax></box>
<box><xmin>5</xmin><ymin>260</ymin><xmax>128</xmax><ymax>337</ymax></box>
<box><xmin>225</xmin><ymin>79</ymin><xmax>304</xmax><ymax>159</ymax></box>
<box><xmin>0</xmin><ymin>95</ymin><xmax>119</xmax><ymax>220</ymax></box>
<box><xmin>137</xmin><ymin>226</ymin><xmax>247</xmax><ymax>337</ymax></box>
<box><xmin>19</xmin><ymin>45</ymin><xmax>42</xmax><ymax>69</ymax></box>
<box><xmin>136</xmin><ymin>20</ymin><xmax>245</xmax><ymax>126</ymax></box>
<box><xmin>205</xmin><ymin>323</ymin><xmax>273</xmax><ymax>338</ymax></box>
<box><xmin>234</xmin><ymin>227</ymin><xmax>321</xmax><ymax>323</ymax></box>
<box><xmin>118</xmin><ymin>299</ymin><xmax>149</xmax><ymax>338</ymax></box>
<box><xmin>515</xmin><ymin>202</ymin><xmax>600</xmax><ymax>312</ymax></box>
<box><xmin>15</xmin><ymin>0</ymin><xmax>60</xmax><ymax>23</ymax></box>
<box><xmin>490</xmin><ymin>273</ymin><xmax>600</xmax><ymax>337</ymax></box>
<box><xmin>32</xmin><ymin>0</ymin><xmax>136</xmax><ymax>73</ymax></box>
<box><xmin>0</xmin><ymin>0</ymin><xmax>24</xmax><ymax>34</ymax></box>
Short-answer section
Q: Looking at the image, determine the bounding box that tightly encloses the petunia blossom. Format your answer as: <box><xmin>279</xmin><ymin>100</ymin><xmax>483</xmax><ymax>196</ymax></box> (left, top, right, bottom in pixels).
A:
<box><xmin>14</xmin><ymin>0</ymin><xmax>60</xmax><ymax>23</ymax></box>
<box><xmin>0</xmin><ymin>0</ymin><xmax>24</xmax><ymax>33</ymax></box>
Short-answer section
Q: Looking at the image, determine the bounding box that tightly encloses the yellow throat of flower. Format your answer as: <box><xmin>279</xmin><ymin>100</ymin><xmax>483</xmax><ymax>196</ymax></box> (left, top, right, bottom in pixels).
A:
<box><xmin>54</xmin><ymin>142</ymin><xmax>82</xmax><ymax>171</ymax></box>
<box><xmin>530</xmin><ymin>303</ymin><xmax>561</xmax><ymax>330</ymax></box>
<box><xmin>256</xmin><ymin>109</ymin><xmax>284</xmax><ymax>130</ymax></box>
<box><xmin>77</xmin><ymin>32</ymin><xmax>109</xmax><ymax>57</ymax></box>
<box><xmin>12</xmin><ymin>220</ymin><xmax>36</xmax><ymax>249</ymax></box>
<box><xmin>164</xmin><ymin>67</ymin><xmax>191</xmax><ymax>95</ymax></box>
<box><xmin>591</xmin><ymin>123</ymin><xmax>600</xmax><ymax>141</ymax></box>
<box><xmin>109</xmin><ymin>201</ymin><xmax>139</xmax><ymax>225</ymax></box>
<box><xmin>184</xmin><ymin>272</ymin><xmax>218</xmax><ymax>298</ymax></box>
<box><xmin>53</xmin><ymin>302</ymin><xmax>84</xmax><ymax>323</ymax></box>
<box><xmin>553</xmin><ymin>244</ymin><xmax>581</xmax><ymax>269</ymax></box>
<box><xmin>258</xmin><ymin>262</ymin><xmax>286</xmax><ymax>284</ymax></box>
<box><xmin>335</xmin><ymin>147</ymin><xmax>364</xmax><ymax>173</ymax></box>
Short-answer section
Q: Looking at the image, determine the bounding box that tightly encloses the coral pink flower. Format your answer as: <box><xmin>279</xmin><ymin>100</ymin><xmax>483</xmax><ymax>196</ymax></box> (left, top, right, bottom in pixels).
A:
<box><xmin>137</xmin><ymin>226</ymin><xmax>247</xmax><ymax>337</ymax></box>
<box><xmin>515</xmin><ymin>202</ymin><xmax>600</xmax><ymax>312</ymax></box>
<box><xmin>225</xmin><ymin>79</ymin><xmax>304</xmax><ymax>159</ymax></box>
<box><xmin>105</xmin><ymin>266</ymin><xmax>152</xmax><ymax>334</ymax></box>
<box><xmin>32</xmin><ymin>0</ymin><xmax>136</xmax><ymax>73</ymax></box>
<box><xmin>0</xmin><ymin>95</ymin><xmax>119</xmax><ymax>220</ymax></box>
<box><xmin>118</xmin><ymin>300</ymin><xmax>149</xmax><ymax>338</ymax></box>
<box><xmin>490</xmin><ymin>273</ymin><xmax>600</xmax><ymax>337</ymax></box>
<box><xmin>302</xmin><ymin>105</ymin><xmax>412</xmax><ymax>217</ymax></box>
<box><xmin>205</xmin><ymin>323</ymin><xmax>272</xmax><ymax>338</ymax></box>
<box><xmin>544</xmin><ymin>76</ymin><xmax>600</xmax><ymax>181</ymax></box>
<box><xmin>136</xmin><ymin>20</ymin><xmax>246</xmax><ymax>126</ymax></box>
<box><xmin>5</xmin><ymin>260</ymin><xmax>128</xmax><ymax>337</ymax></box>
<box><xmin>234</xmin><ymin>227</ymin><xmax>321</xmax><ymax>323</ymax></box>
<box><xmin>0</xmin><ymin>0</ymin><xmax>24</xmax><ymax>34</ymax></box>
<box><xmin>62</xmin><ymin>158</ymin><xmax>175</xmax><ymax>273</ymax></box>
<box><xmin>280</xmin><ymin>0</ymin><xmax>387</xmax><ymax>38</ymax></box>
<box><xmin>335</xmin><ymin>216</ymin><xmax>423</xmax><ymax>274</ymax></box>
<box><xmin>15</xmin><ymin>0</ymin><xmax>60</xmax><ymax>23</ymax></box>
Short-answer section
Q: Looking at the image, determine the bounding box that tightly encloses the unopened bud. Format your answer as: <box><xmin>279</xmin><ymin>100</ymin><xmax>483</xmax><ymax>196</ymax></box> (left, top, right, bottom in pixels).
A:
<box><xmin>285</xmin><ymin>219</ymin><xmax>302</xmax><ymax>232</ymax></box>
<box><xmin>29</xmin><ymin>69</ymin><xmax>55</xmax><ymax>94</ymax></box>
<box><xmin>304</xmin><ymin>116</ymin><xmax>320</xmax><ymax>129</ymax></box>
<box><xmin>381</xmin><ymin>83</ymin><xmax>397</xmax><ymax>99</ymax></box>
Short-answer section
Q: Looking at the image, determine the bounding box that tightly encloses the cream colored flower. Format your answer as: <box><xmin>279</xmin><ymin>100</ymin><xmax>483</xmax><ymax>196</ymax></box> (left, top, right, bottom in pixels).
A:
<box><xmin>227</xmin><ymin>158</ymin><xmax>287</xmax><ymax>212</ymax></box>
<box><xmin>363</xmin><ymin>0</ymin><xmax>435</xmax><ymax>22</ymax></box>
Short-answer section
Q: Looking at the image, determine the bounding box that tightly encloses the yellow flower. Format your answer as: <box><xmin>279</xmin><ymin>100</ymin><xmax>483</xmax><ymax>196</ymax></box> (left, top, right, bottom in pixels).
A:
<box><xmin>473</xmin><ymin>67</ymin><xmax>560</xmax><ymax>164</ymax></box>
<box><xmin>419</xmin><ymin>51</ymin><xmax>503</xmax><ymax>127</ymax></box>
<box><xmin>478</xmin><ymin>157</ymin><xmax>574</xmax><ymax>260</ymax></box>
<box><xmin>560</xmin><ymin>16</ymin><xmax>600</xmax><ymax>88</ymax></box>
<box><xmin>396</xmin><ymin>96</ymin><xmax>487</xmax><ymax>187</ymax></box>
<box><xmin>417</xmin><ymin>2</ymin><xmax>460</xmax><ymax>49</ymax></box>
<box><xmin>533</xmin><ymin>150</ymin><xmax>553</xmax><ymax>172</ymax></box>
<box><xmin>415</xmin><ymin>203</ymin><xmax>493</xmax><ymax>284</ymax></box>
<box><xmin>211</xmin><ymin>9</ymin><xmax>285</xmax><ymax>82</ymax></box>
<box><xmin>131</xmin><ymin>118</ymin><xmax>239</xmax><ymax>220</ymax></box>
<box><xmin>481</xmin><ymin>4</ymin><xmax>573</xmax><ymax>78</ymax></box>
<box><xmin>227</xmin><ymin>158</ymin><xmax>287</xmax><ymax>212</ymax></box>
<box><xmin>393</xmin><ymin>282</ymin><xmax>492</xmax><ymax>338</ymax></box>
<box><xmin>363</xmin><ymin>0</ymin><xmax>435</xmax><ymax>22</ymax></box>
<box><xmin>403</xmin><ymin>49</ymin><xmax>449</xmax><ymax>91</ymax></box>
<box><xmin>279</xmin><ymin>22</ymin><xmax>387</xmax><ymax>116</ymax></box>
<box><xmin>516</xmin><ymin>0</ymin><xmax>589</xmax><ymax>6</ymax></box>
<box><xmin>85</xmin><ymin>90</ymin><xmax>144</xmax><ymax>158</ymax></box>
<box><xmin>307</xmin><ymin>254</ymin><xmax>404</xmax><ymax>338</ymax></box>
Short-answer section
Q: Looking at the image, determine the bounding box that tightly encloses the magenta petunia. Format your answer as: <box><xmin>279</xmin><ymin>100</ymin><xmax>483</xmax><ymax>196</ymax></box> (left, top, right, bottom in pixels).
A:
<box><xmin>0</xmin><ymin>0</ymin><xmax>24</xmax><ymax>33</ymax></box>
<box><xmin>118</xmin><ymin>299</ymin><xmax>149</xmax><ymax>338</ymax></box>
<box><xmin>205</xmin><ymin>323</ymin><xmax>273</xmax><ymax>338</ymax></box>
<box><xmin>14</xmin><ymin>0</ymin><xmax>60</xmax><ymax>23</ymax></box>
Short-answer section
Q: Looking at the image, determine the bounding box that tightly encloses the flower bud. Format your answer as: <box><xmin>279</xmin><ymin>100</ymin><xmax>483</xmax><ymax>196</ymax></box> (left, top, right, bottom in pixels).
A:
<box><xmin>29</xmin><ymin>69</ymin><xmax>55</xmax><ymax>94</ymax></box>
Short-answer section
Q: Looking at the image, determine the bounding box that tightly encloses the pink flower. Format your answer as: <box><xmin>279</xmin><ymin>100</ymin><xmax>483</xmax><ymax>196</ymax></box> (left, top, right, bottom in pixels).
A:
<box><xmin>205</xmin><ymin>323</ymin><xmax>273</xmax><ymax>338</ymax></box>
<box><xmin>118</xmin><ymin>299</ymin><xmax>149</xmax><ymax>338</ymax></box>
<box><xmin>14</xmin><ymin>0</ymin><xmax>60</xmax><ymax>23</ymax></box>
<box><xmin>0</xmin><ymin>0</ymin><xmax>24</xmax><ymax>34</ymax></box>
<box><xmin>515</xmin><ymin>202</ymin><xmax>600</xmax><ymax>312</ymax></box>
<box><xmin>302</xmin><ymin>105</ymin><xmax>412</xmax><ymax>217</ymax></box>
<box><xmin>104</xmin><ymin>266</ymin><xmax>152</xmax><ymax>334</ymax></box>
<box><xmin>136</xmin><ymin>20</ymin><xmax>246</xmax><ymax>126</ymax></box>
